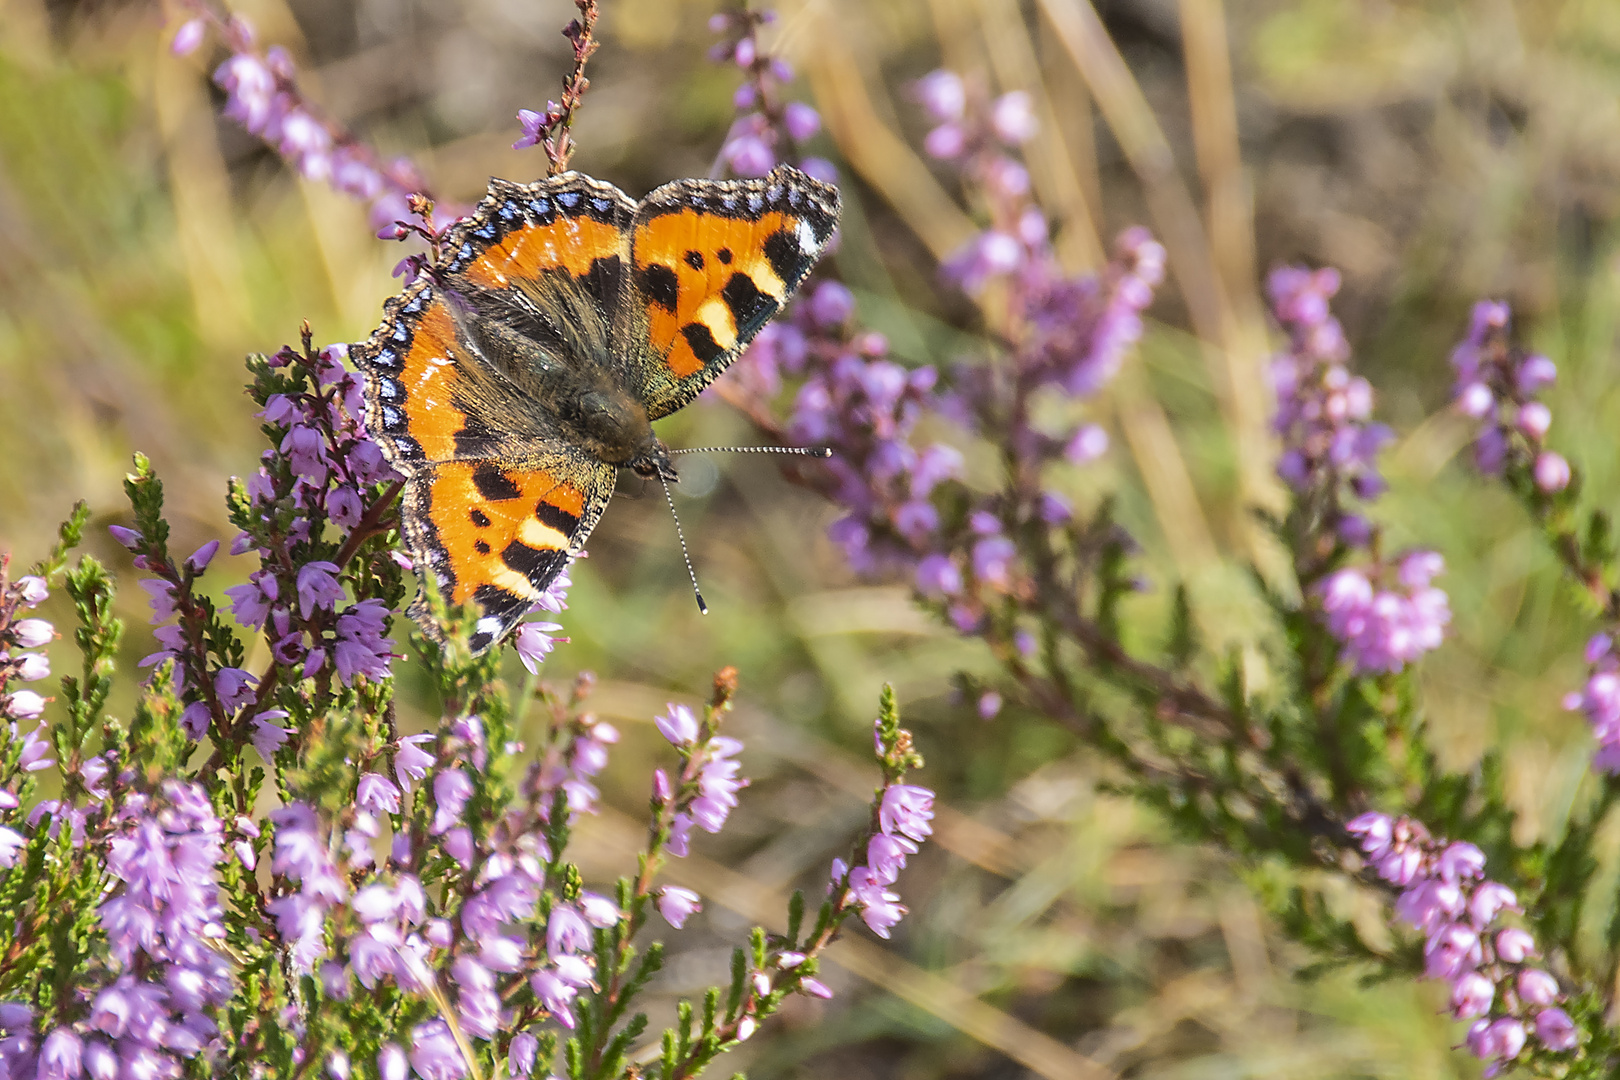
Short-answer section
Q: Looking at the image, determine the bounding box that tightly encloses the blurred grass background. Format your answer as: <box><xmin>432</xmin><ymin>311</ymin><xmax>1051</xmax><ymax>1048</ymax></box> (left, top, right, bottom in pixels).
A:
<box><xmin>6</xmin><ymin>0</ymin><xmax>1620</xmax><ymax>1075</ymax></box>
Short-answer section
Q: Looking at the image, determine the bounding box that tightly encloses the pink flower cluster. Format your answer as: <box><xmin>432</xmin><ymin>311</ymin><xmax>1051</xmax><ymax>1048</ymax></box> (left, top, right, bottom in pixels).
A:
<box><xmin>3</xmin><ymin>780</ymin><xmax>234</xmax><ymax>1079</ymax></box>
<box><xmin>1450</xmin><ymin>301</ymin><xmax>1568</xmax><ymax>492</ymax></box>
<box><xmin>1269</xmin><ymin>266</ymin><xmax>1391</xmax><ymax>517</ymax></box>
<box><xmin>1348</xmin><ymin>813</ymin><xmax>1578</xmax><ymax>1073</ymax></box>
<box><xmin>261</xmin><ymin>705</ymin><xmax>633</xmax><ymax>1072</ymax></box>
<box><xmin>1317</xmin><ymin>551</ymin><xmax>1451</xmax><ymax>675</ymax></box>
<box><xmin>1563</xmin><ymin>633</ymin><xmax>1620</xmax><ymax>774</ymax></box>
<box><xmin>829</xmin><ymin>750</ymin><xmax>935</xmax><ymax>939</ymax></box>
<box><xmin>653</xmin><ymin>704</ymin><xmax>749</xmax><ymax>858</ymax></box>
<box><xmin>708</xmin><ymin>8</ymin><xmax>836</xmax><ymax>183</ymax></box>
<box><xmin>0</xmin><ymin>571</ymin><xmax>51</xmax><ymax>725</ymax></box>
<box><xmin>172</xmin><ymin>13</ymin><xmax>420</xmax><ymax>239</ymax></box>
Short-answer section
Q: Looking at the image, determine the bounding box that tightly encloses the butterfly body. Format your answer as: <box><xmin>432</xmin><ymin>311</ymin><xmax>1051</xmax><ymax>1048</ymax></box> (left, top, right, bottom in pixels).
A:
<box><xmin>351</xmin><ymin>166</ymin><xmax>839</xmax><ymax>653</ymax></box>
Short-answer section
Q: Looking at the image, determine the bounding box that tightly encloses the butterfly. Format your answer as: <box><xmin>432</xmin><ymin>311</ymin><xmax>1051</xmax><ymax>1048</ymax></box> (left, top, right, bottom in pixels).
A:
<box><xmin>349</xmin><ymin>165</ymin><xmax>840</xmax><ymax>655</ymax></box>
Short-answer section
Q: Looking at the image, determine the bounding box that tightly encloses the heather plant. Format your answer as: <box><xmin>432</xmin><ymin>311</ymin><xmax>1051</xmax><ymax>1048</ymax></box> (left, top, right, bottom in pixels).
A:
<box><xmin>5</xmin><ymin>1</ymin><xmax>1620</xmax><ymax>1078</ymax></box>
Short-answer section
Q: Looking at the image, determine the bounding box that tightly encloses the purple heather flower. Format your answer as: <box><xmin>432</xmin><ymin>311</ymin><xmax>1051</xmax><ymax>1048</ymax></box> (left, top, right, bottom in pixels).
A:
<box><xmin>547</xmin><ymin>903</ymin><xmax>593</xmax><ymax>959</ymax></box>
<box><xmin>924</xmin><ymin>122</ymin><xmax>966</xmax><ymax>159</ymax></box>
<box><xmin>508</xmin><ymin>1033</ymin><xmax>539</xmax><ymax>1077</ymax></box>
<box><xmin>656</xmin><ymin>704</ymin><xmax>700</xmax><ymax>747</ymax></box>
<box><xmin>915</xmin><ymin>554</ymin><xmax>963</xmax><ymax>597</ymax></box>
<box><xmin>846</xmin><ymin>866</ymin><xmax>906</xmax><ymax>938</ymax></box>
<box><xmin>14</xmin><ymin>652</ymin><xmax>50</xmax><ymax>683</ymax></box>
<box><xmin>971</xmin><ymin>536</ymin><xmax>1016</xmax><ymax>589</ymax></box>
<box><xmin>1536</xmin><ymin>1008</ymin><xmax>1578</xmax><ymax>1051</ymax></box>
<box><xmin>514</xmin><ymin>108</ymin><xmax>547</xmax><ymax>150</ymax></box>
<box><xmin>1534</xmin><ymin>451</ymin><xmax>1571</xmax><ymax>492</ymax></box>
<box><xmin>395</xmin><ymin>733</ymin><xmax>435</xmax><ymax>792</ymax></box>
<box><xmin>1451</xmin><ymin>301</ymin><xmax>1569</xmax><ymax>497</ymax></box>
<box><xmin>14</xmin><ymin>576</ymin><xmax>47</xmax><ymax>606</ymax></box>
<box><xmin>251</xmin><ymin>710</ymin><xmax>293</xmax><ymax>758</ymax></box>
<box><xmin>186</xmin><ymin>539</ymin><xmax>220</xmax><ymax>572</ymax></box>
<box><xmin>9</xmin><ymin>619</ymin><xmax>51</xmax><ymax>649</ymax></box>
<box><xmin>430</xmin><ymin>768</ymin><xmax>473</xmax><ymax>835</ymax></box>
<box><xmin>513</xmin><ymin>620</ymin><xmax>565</xmax><ymax>674</ymax></box>
<box><xmin>407</xmin><ymin>1020</ymin><xmax>466</xmax><ymax>1080</ymax></box>
<box><xmin>657</xmin><ymin>886</ymin><xmax>702</xmax><ymax>928</ymax></box>
<box><xmin>879</xmin><ymin>784</ymin><xmax>935</xmax><ymax>843</ymax></box>
<box><xmin>866</xmin><ymin>833</ymin><xmax>912</xmax><ymax>883</ymax></box>
<box><xmin>15</xmin><ymin>724</ymin><xmax>53</xmax><ymax>772</ymax></box>
<box><xmin>356</xmin><ymin>773</ymin><xmax>401</xmax><ymax>815</ymax></box>
<box><xmin>170</xmin><ymin>17</ymin><xmax>206</xmax><ymax>55</ymax></box>
<box><xmin>6</xmin><ymin>691</ymin><xmax>45</xmax><ymax>721</ymax></box>
<box><xmin>1316</xmin><ymin>554</ymin><xmax>1450</xmax><ymax>675</ymax></box>
<box><xmin>1518</xmin><ymin>968</ymin><xmax>1559</xmax><ymax>1005</ymax></box>
<box><xmin>378</xmin><ymin>1044</ymin><xmax>408</xmax><ymax>1080</ymax></box>
<box><xmin>107</xmin><ymin>525</ymin><xmax>142</xmax><ymax>549</ymax></box>
<box><xmin>989</xmin><ymin>91</ymin><xmax>1038</xmax><ymax>144</ymax></box>
<box><xmin>179</xmin><ymin>701</ymin><xmax>210</xmax><ymax>740</ymax></box>
<box><xmin>914</xmin><ymin>70</ymin><xmax>966</xmax><ymax>122</ymax></box>
<box><xmin>530</xmin><ymin>969</ymin><xmax>578</xmax><ymax>1028</ymax></box>
<box><xmin>783</xmin><ymin>101</ymin><xmax>821</xmax><ymax>141</ymax></box>
<box><xmin>1495</xmin><ymin>927</ymin><xmax>1536</xmax><ymax>963</ymax></box>
<box><xmin>214</xmin><ymin>667</ymin><xmax>257</xmax><ymax>711</ymax></box>
<box><xmin>0</xmin><ymin>828</ymin><xmax>25</xmax><ymax>868</ymax></box>
<box><xmin>801</xmin><ymin>976</ymin><xmax>834</xmax><ymax>998</ymax></box>
<box><xmin>726</xmin><ymin>134</ymin><xmax>775</xmax><ymax>177</ymax></box>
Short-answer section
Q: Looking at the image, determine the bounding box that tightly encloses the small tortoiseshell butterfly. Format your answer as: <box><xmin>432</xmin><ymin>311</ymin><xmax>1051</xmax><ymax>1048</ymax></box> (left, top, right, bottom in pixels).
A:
<box><xmin>350</xmin><ymin>165</ymin><xmax>840</xmax><ymax>654</ymax></box>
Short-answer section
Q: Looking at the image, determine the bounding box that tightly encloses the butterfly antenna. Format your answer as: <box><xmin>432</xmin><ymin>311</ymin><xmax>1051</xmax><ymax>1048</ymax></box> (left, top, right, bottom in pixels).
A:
<box><xmin>669</xmin><ymin>445</ymin><xmax>834</xmax><ymax>458</ymax></box>
<box><xmin>657</xmin><ymin>470</ymin><xmax>709</xmax><ymax>615</ymax></box>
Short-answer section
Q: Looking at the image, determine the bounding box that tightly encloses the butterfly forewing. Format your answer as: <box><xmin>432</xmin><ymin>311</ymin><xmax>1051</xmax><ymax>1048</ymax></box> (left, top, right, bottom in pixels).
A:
<box><xmin>626</xmin><ymin>166</ymin><xmax>840</xmax><ymax>420</ymax></box>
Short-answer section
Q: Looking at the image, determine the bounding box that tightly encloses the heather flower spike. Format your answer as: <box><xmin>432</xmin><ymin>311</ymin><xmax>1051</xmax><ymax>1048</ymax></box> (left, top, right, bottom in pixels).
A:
<box><xmin>1348</xmin><ymin>814</ymin><xmax>1577</xmax><ymax>1070</ymax></box>
<box><xmin>1268</xmin><ymin>266</ymin><xmax>1451</xmax><ymax>674</ymax></box>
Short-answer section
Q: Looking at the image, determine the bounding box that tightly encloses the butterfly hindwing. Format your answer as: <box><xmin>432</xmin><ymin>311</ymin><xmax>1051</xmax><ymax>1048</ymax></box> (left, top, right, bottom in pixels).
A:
<box><xmin>626</xmin><ymin>166</ymin><xmax>840</xmax><ymax>420</ymax></box>
<box><xmin>401</xmin><ymin>454</ymin><xmax>616</xmax><ymax>653</ymax></box>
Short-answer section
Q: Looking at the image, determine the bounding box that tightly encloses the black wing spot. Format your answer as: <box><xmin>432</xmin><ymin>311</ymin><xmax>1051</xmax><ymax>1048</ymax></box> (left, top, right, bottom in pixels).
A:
<box><xmin>716</xmin><ymin>247</ymin><xmax>733</xmax><ymax>264</ymax></box>
<box><xmin>681</xmin><ymin>322</ymin><xmax>725</xmax><ymax>365</ymax></box>
<box><xmin>455</xmin><ymin>413</ymin><xmax>500</xmax><ymax>457</ymax></box>
<box><xmin>763</xmin><ymin>229</ymin><xmax>807</xmax><ymax>289</ymax></box>
<box><xmin>639</xmin><ymin>264</ymin><xmax>679</xmax><ymax>313</ymax></box>
<box><xmin>684</xmin><ymin>250</ymin><xmax>704</xmax><ymax>271</ymax></box>
<box><xmin>722</xmin><ymin>272</ymin><xmax>775</xmax><ymax>336</ymax></box>
<box><xmin>535</xmin><ymin>500</ymin><xmax>581</xmax><ymax>536</ymax></box>
<box><xmin>582</xmin><ymin>255</ymin><xmax>623</xmax><ymax>309</ymax></box>
<box><xmin>469</xmin><ymin>508</ymin><xmax>492</xmax><ymax>528</ymax></box>
<box><xmin>474</xmin><ymin>540</ymin><xmax>491</xmax><ymax>555</ymax></box>
<box><xmin>472</xmin><ymin>464</ymin><xmax>522</xmax><ymax>501</ymax></box>
<box><xmin>500</xmin><ymin>540</ymin><xmax>566</xmax><ymax>582</ymax></box>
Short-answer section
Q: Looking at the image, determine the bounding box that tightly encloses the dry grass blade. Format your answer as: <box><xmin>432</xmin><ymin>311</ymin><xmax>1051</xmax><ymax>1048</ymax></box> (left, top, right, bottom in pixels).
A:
<box><xmin>1033</xmin><ymin>0</ymin><xmax>1226</xmax><ymax>345</ymax></box>
<box><xmin>794</xmin><ymin>1</ymin><xmax>977</xmax><ymax>260</ymax></box>
<box><xmin>1037</xmin><ymin>0</ymin><xmax>1281</xmax><ymax>544</ymax></box>
<box><xmin>974</xmin><ymin>0</ymin><xmax>1104</xmax><ymax>269</ymax></box>
<box><xmin>1113</xmin><ymin>365</ymin><xmax>1217</xmax><ymax>571</ymax></box>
